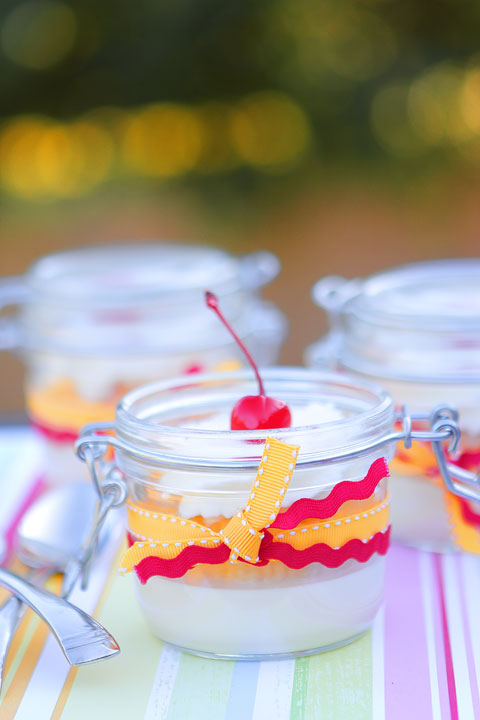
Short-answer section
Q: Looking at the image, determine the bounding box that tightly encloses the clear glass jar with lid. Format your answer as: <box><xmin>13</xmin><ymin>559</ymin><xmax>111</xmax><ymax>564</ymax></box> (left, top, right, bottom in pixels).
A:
<box><xmin>308</xmin><ymin>260</ymin><xmax>480</xmax><ymax>552</ymax></box>
<box><xmin>0</xmin><ymin>244</ymin><xmax>286</xmax><ymax>484</ymax></box>
<box><xmin>76</xmin><ymin>367</ymin><xmax>467</xmax><ymax>659</ymax></box>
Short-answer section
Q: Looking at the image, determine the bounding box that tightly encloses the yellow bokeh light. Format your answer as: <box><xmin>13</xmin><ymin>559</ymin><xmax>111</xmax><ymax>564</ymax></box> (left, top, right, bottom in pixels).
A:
<box><xmin>371</xmin><ymin>83</ymin><xmax>426</xmax><ymax>157</ymax></box>
<box><xmin>0</xmin><ymin>116</ymin><xmax>114</xmax><ymax>199</ymax></box>
<box><xmin>408</xmin><ymin>64</ymin><xmax>468</xmax><ymax>146</ymax></box>
<box><xmin>0</xmin><ymin>116</ymin><xmax>51</xmax><ymax>197</ymax></box>
<box><xmin>69</xmin><ymin>121</ymin><xmax>115</xmax><ymax>187</ymax></box>
<box><xmin>322</xmin><ymin>10</ymin><xmax>396</xmax><ymax>82</ymax></box>
<box><xmin>122</xmin><ymin>104</ymin><xmax>204</xmax><ymax>177</ymax></box>
<box><xmin>230</xmin><ymin>92</ymin><xmax>311</xmax><ymax>170</ymax></box>
<box><xmin>460</xmin><ymin>67</ymin><xmax>480</xmax><ymax>135</ymax></box>
<box><xmin>1</xmin><ymin>1</ymin><xmax>76</xmax><ymax>71</ymax></box>
<box><xmin>194</xmin><ymin>103</ymin><xmax>239</xmax><ymax>173</ymax></box>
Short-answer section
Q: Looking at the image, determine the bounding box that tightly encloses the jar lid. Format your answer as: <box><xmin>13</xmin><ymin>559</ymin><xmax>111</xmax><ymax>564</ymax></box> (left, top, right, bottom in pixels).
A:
<box><xmin>14</xmin><ymin>244</ymin><xmax>284</xmax><ymax>354</ymax></box>
<box><xmin>313</xmin><ymin>260</ymin><xmax>480</xmax><ymax>383</ymax></box>
<box><xmin>115</xmin><ymin>367</ymin><xmax>394</xmax><ymax>472</ymax></box>
<box><xmin>25</xmin><ymin>244</ymin><xmax>279</xmax><ymax>308</ymax></box>
<box><xmin>347</xmin><ymin>260</ymin><xmax>480</xmax><ymax>331</ymax></box>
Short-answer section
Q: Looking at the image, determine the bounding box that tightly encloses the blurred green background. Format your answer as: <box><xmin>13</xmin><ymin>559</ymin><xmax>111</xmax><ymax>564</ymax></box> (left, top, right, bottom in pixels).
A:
<box><xmin>1</xmin><ymin>0</ymin><xmax>480</xmax><ymax>413</ymax></box>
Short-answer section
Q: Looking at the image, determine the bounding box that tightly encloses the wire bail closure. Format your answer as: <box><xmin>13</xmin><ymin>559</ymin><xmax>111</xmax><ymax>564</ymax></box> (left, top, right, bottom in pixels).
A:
<box><xmin>74</xmin><ymin>423</ymin><xmax>127</xmax><ymax>590</ymax></box>
<box><xmin>75</xmin><ymin>406</ymin><xmax>480</xmax><ymax>515</ymax></box>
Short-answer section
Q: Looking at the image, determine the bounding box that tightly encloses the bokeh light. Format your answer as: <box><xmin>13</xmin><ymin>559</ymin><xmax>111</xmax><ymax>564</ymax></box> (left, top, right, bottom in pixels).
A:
<box><xmin>230</xmin><ymin>92</ymin><xmax>311</xmax><ymax>171</ymax></box>
<box><xmin>371</xmin><ymin>83</ymin><xmax>426</xmax><ymax>158</ymax></box>
<box><xmin>121</xmin><ymin>104</ymin><xmax>203</xmax><ymax>178</ymax></box>
<box><xmin>0</xmin><ymin>116</ymin><xmax>113</xmax><ymax>198</ymax></box>
<box><xmin>1</xmin><ymin>1</ymin><xmax>76</xmax><ymax>71</ymax></box>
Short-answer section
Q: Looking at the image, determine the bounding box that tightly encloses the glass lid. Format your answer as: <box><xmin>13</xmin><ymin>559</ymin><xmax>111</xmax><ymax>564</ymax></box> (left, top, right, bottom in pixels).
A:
<box><xmin>25</xmin><ymin>244</ymin><xmax>250</xmax><ymax>307</ymax></box>
<box><xmin>115</xmin><ymin>367</ymin><xmax>394</xmax><ymax>467</ymax></box>
<box><xmin>347</xmin><ymin>259</ymin><xmax>480</xmax><ymax>331</ymax></box>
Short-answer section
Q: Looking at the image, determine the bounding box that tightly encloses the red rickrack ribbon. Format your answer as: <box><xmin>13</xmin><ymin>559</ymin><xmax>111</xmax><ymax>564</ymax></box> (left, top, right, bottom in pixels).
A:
<box><xmin>271</xmin><ymin>457</ymin><xmax>389</xmax><ymax>529</ymax></box>
<box><xmin>129</xmin><ymin>527</ymin><xmax>391</xmax><ymax>583</ymax></box>
<box><xmin>455</xmin><ymin>451</ymin><xmax>480</xmax><ymax>529</ymax></box>
<box><xmin>30</xmin><ymin>418</ymin><xmax>78</xmax><ymax>443</ymax></box>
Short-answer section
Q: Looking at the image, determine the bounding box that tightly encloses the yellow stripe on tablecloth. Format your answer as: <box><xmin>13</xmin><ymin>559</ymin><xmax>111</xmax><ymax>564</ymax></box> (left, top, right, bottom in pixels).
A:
<box><xmin>0</xmin><ymin>576</ymin><xmax>61</xmax><ymax>717</ymax></box>
<box><xmin>51</xmin><ymin>542</ymin><xmax>127</xmax><ymax>720</ymax></box>
<box><xmin>0</xmin><ymin>613</ymin><xmax>47</xmax><ymax>719</ymax></box>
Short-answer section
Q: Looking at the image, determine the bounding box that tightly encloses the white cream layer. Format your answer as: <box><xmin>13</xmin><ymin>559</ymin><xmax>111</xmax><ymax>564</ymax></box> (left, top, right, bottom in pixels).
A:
<box><xmin>135</xmin><ymin>555</ymin><xmax>385</xmax><ymax>656</ymax></box>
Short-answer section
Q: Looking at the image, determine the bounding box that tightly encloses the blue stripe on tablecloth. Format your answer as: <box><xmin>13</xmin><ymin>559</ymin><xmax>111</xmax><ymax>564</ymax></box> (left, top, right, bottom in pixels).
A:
<box><xmin>224</xmin><ymin>661</ymin><xmax>260</xmax><ymax>720</ymax></box>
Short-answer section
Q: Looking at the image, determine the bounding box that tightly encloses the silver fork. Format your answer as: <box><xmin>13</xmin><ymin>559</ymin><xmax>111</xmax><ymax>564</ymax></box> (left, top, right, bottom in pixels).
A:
<box><xmin>0</xmin><ymin>568</ymin><xmax>119</xmax><ymax>666</ymax></box>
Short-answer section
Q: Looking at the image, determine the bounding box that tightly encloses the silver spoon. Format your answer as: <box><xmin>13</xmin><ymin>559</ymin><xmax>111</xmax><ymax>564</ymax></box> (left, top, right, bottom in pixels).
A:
<box><xmin>0</xmin><ymin>483</ymin><xmax>119</xmax><ymax>689</ymax></box>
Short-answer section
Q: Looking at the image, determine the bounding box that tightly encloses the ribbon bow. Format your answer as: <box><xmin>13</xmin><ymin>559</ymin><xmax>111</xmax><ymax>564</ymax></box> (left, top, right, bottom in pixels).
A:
<box><xmin>121</xmin><ymin>437</ymin><xmax>300</xmax><ymax>571</ymax></box>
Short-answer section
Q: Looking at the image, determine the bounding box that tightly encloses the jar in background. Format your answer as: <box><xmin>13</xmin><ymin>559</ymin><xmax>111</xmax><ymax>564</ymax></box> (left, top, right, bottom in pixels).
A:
<box><xmin>308</xmin><ymin>260</ymin><xmax>480</xmax><ymax>553</ymax></box>
<box><xmin>0</xmin><ymin>244</ymin><xmax>286</xmax><ymax>484</ymax></box>
<box><xmin>77</xmin><ymin>368</ymin><xmax>462</xmax><ymax>659</ymax></box>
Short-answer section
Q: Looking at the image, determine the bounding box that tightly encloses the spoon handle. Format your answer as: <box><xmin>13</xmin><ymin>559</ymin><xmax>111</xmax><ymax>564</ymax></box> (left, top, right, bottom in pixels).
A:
<box><xmin>0</xmin><ymin>568</ymin><xmax>119</xmax><ymax>666</ymax></box>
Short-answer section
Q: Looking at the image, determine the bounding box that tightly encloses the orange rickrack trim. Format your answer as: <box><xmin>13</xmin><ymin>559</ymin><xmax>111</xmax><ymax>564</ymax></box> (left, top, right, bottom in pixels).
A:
<box><xmin>26</xmin><ymin>378</ymin><xmax>122</xmax><ymax>436</ymax></box>
<box><xmin>123</xmin><ymin>495</ymin><xmax>390</xmax><ymax>571</ymax></box>
<box><xmin>26</xmin><ymin>360</ymin><xmax>242</xmax><ymax>437</ymax></box>
<box><xmin>120</xmin><ymin>440</ymin><xmax>390</xmax><ymax>577</ymax></box>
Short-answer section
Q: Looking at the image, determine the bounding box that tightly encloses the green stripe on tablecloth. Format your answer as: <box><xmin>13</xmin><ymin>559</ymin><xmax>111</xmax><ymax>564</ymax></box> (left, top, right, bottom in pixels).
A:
<box><xmin>290</xmin><ymin>657</ymin><xmax>310</xmax><ymax>719</ymax></box>
<box><xmin>290</xmin><ymin>632</ymin><xmax>372</xmax><ymax>720</ymax></box>
<box><xmin>166</xmin><ymin>654</ymin><xmax>234</xmax><ymax>720</ymax></box>
<box><xmin>61</xmin><ymin>574</ymin><xmax>163</xmax><ymax>720</ymax></box>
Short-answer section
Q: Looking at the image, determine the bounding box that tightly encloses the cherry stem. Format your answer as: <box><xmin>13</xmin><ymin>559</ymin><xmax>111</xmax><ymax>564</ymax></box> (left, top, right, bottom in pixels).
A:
<box><xmin>205</xmin><ymin>291</ymin><xmax>265</xmax><ymax>396</ymax></box>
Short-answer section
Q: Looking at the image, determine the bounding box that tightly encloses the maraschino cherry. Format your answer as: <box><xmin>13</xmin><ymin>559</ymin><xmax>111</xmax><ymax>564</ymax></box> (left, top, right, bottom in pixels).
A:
<box><xmin>205</xmin><ymin>291</ymin><xmax>292</xmax><ymax>430</ymax></box>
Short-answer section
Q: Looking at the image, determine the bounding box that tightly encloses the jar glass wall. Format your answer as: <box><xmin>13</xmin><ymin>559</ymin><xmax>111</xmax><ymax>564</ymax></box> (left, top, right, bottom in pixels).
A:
<box><xmin>0</xmin><ymin>244</ymin><xmax>286</xmax><ymax>484</ymax></box>
<box><xmin>83</xmin><ymin>368</ymin><xmax>395</xmax><ymax>659</ymax></box>
<box><xmin>309</xmin><ymin>260</ymin><xmax>480</xmax><ymax>553</ymax></box>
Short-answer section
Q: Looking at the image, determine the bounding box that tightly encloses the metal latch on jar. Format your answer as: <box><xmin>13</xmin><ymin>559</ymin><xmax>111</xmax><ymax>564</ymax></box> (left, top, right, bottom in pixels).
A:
<box><xmin>75</xmin><ymin>406</ymin><xmax>480</xmax><ymax>510</ymax></box>
<box><xmin>395</xmin><ymin>405</ymin><xmax>480</xmax><ymax>504</ymax></box>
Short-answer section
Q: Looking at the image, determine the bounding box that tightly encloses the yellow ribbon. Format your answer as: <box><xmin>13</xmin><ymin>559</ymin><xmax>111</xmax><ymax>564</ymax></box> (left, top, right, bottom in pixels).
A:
<box><xmin>121</xmin><ymin>439</ymin><xmax>391</xmax><ymax>574</ymax></box>
<box><xmin>121</xmin><ymin>437</ymin><xmax>299</xmax><ymax>572</ymax></box>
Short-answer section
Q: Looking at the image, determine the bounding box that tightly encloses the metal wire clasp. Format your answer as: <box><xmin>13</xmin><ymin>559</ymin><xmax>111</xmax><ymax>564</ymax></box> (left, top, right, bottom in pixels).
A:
<box><xmin>74</xmin><ymin>424</ymin><xmax>127</xmax><ymax>589</ymax></box>
<box><xmin>397</xmin><ymin>405</ymin><xmax>480</xmax><ymax>504</ymax></box>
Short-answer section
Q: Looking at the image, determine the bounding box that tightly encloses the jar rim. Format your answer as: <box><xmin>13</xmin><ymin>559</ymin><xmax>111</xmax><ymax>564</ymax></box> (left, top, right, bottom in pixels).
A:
<box><xmin>114</xmin><ymin>367</ymin><xmax>395</xmax><ymax>468</ymax></box>
<box><xmin>346</xmin><ymin>259</ymin><xmax>480</xmax><ymax>332</ymax></box>
<box><xmin>25</xmin><ymin>243</ymin><xmax>246</xmax><ymax>307</ymax></box>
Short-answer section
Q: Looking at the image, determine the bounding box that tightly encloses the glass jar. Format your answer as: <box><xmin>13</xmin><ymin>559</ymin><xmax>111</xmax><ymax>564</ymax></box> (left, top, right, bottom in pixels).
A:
<box><xmin>308</xmin><ymin>259</ymin><xmax>480</xmax><ymax>552</ymax></box>
<box><xmin>76</xmin><ymin>367</ymin><xmax>463</xmax><ymax>659</ymax></box>
<box><xmin>0</xmin><ymin>244</ymin><xmax>286</xmax><ymax>484</ymax></box>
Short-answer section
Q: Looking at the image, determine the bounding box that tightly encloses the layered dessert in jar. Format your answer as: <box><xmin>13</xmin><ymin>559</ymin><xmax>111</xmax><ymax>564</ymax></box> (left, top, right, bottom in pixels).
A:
<box><xmin>78</xmin><ymin>299</ymin><xmax>395</xmax><ymax>658</ymax></box>
<box><xmin>309</xmin><ymin>260</ymin><xmax>480</xmax><ymax>553</ymax></box>
<box><xmin>0</xmin><ymin>244</ymin><xmax>286</xmax><ymax>484</ymax></box>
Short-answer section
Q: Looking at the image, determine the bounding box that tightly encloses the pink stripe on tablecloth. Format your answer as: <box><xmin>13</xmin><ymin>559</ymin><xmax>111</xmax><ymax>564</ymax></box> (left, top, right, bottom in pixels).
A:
<box><xmin>453</xmin><ymin>555</ymin><xmax>480</xmax><ymax>717</ymax></box>
<box><xmin>4</xmin><ymin>476</ymin><xmax>46</xmax><ymax>563</ymax></box>
<box><xmin>433</xmin><ymin>554</ymin><xmax>459</xmax><ymax>720</ymax></box>
<box><xmin>384</xmin><ymin>544</ymin><xmax>433</xmax><ymax>720</ymax></box>
<box><xmin>420</xmin><ymin>553</ymin><xmax>450</xmax><ymax>720</ymax></box>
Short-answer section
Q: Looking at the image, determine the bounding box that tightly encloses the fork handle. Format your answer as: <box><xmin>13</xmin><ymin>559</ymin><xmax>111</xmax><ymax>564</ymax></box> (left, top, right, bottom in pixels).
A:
<box><xmin>0</xmin><ymin>568</ymin><xmax>119</xmax><ymax>666</ymax></box>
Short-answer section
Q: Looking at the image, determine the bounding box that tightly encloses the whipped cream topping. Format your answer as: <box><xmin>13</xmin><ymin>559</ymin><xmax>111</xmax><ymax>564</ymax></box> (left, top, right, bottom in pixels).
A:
<box><xmin>159</xmin><ymin>401</ymin><xmax>350</xmax><ymax>520</ymax></box>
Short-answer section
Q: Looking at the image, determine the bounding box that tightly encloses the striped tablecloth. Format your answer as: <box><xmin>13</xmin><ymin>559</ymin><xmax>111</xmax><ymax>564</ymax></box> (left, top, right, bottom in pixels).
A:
<box><xmin>0</xmin><ymin>427</ymin><xmax>478</xmax><ymax>720</ymax></box>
